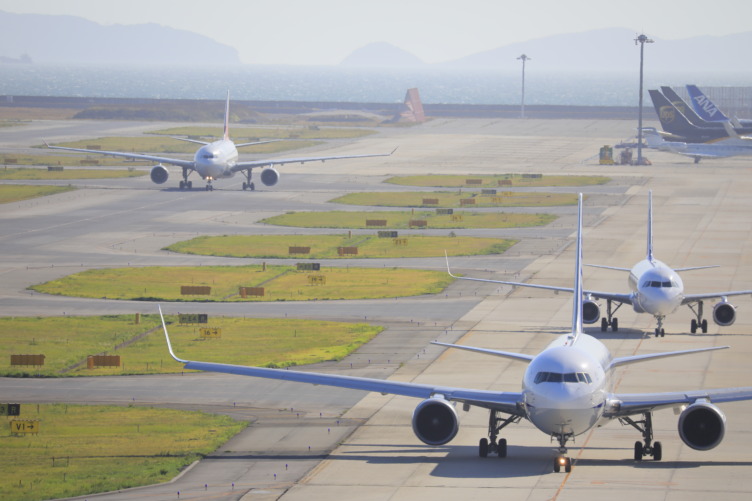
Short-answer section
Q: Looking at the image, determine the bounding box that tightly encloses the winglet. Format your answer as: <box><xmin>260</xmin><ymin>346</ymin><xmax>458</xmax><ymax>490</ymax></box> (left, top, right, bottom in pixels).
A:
<box><xmin>444</xmin><ymin>250</ymin><xmax>459</xmax><ymax>279</ymax></box>
<box><xmin>158</xmin><ymin>305</ymin><xmax>189</xmax><ymax>364</ymax></box>
<box><xmin>223</xmin><ymin>90</ymin><xmax>230</xmax><ymax>141</ymax></box>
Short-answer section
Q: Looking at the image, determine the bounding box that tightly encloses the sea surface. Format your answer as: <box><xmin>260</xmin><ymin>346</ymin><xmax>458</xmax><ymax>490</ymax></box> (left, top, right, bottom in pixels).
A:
<box><xmin>1</xmin><ymin>64</ymin><xmax>751</xmax><ymax>106</ymax></box>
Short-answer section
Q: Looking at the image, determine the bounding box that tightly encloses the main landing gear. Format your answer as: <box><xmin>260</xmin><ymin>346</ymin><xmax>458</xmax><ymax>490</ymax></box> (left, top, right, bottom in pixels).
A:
<box><xmin>478</xmin><ymin>410</ymin><xmax>519</xmax><ymax>459</ymax></box>
<box><xmin>242</xmin><ymin>170</ymin><xmax>255</xmax><ymax>191</ymax></box>
<box><xmin>179</xmin><ymin>167</ymin><xmax>193</xmax><ymax>190</ymax></box>
<box><xmin>688</xmin><ymin>301</ymin><xmax>709</xmax><ymax>334</ymax></box>
<box><xmin>600</xmin><ymin>299</ymin><xmax>622</xmax><ymax>332</ymax></box>
<box><xmin>620</xmin><ymin>412</ymin><xmax>662</xmax><ymax>461</ymax></box>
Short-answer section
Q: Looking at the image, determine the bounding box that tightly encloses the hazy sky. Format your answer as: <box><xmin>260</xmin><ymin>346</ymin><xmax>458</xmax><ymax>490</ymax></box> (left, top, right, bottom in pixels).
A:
<box><xmin>2</xmin><ymin>0</ymin><xmax>750</xmax><ymax>65</ymax></box>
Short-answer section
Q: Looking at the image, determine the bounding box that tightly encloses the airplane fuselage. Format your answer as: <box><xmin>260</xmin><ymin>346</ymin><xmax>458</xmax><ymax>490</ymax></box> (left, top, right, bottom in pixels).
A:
<box><xmin>522</xmin><ymin>333</ymin><xmax>610</xmax><ymax>438</ymax></box>
<box><xmin>194</xmin><ymin>139</ymin><xmax>238</xmax><ymax>180</ymax></box>
<box><xmin>628</xmin><ymin>259</ymin><xmax>684</xmax><ymax>317</ymax></box>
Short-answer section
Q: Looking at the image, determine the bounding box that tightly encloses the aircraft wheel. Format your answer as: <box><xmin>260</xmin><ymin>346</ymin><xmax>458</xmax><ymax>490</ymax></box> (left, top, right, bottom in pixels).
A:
<box><xmin>634</xmin><ymin>441</ymin><xmax>643</xmax><ymax>461</ymax></box>
<box><xmin>497</xmin><ymin>438</ymin><xmax>507</xmax><ymax>458</ymax></box>
<box><xmin>565</xmin><ymin>457</ymin><xmax>572</xmax><ymax>473</ymax></box>
<box><xmin>653</xmin><ymin>441</ymin><xmax>662</xmax><ymax>461</ymax></box>
<box><xmin>612</xmin><ymin>318</ymin><xmax>618</xmax><ymax>332</ymax></box>
<box><xmin>701</xmin><ymin>319</ymin><xmax>708</xmax><ymax>333</ymax></box>
<box><xmin>553</xmin><ymin>459</ymin><xmax>561</xmax><ymax>473</ymax></box>
<box><xmin>179</xmin><ymin>181</ymin><xmax>185</xmax><ymax>190</ymax></box>
<box><xmin>479</xmin><ymin>438</ymin><xmax>488</xmax><ymax>458</ymax></box>
<box><xmin>601</xmin><ymin>318</ymin><xmax>608</xmax><ymax>332</ymax></box>
<box><xmin>691</xmin><ymin>319</ymin><xmax>697</xmax><ymax>334</ymax></box>
<box><xmin>187</xmin><ymin>181</ymin><xmax>192</xmax><ymax>189</ymax></box>
<box><xmin>250</xmin><ymin>182</ymin><xmax>255</xmax><ymax>191</ymax></box>
<box><xmin>242</xmin><ymin>182</ymin><xmax>247</xmax><ymax>190</ymax></box>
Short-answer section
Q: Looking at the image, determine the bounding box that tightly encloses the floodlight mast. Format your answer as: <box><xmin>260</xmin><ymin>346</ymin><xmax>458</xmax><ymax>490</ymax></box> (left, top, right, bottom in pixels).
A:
<box><xmin>517</xmin><ymin>54</ymin><xmax>531</xmax><ymax>118</ymax></box>
<box><xmin>635</xmin><ymin>34</ymin><xmax>654</xmax><ymax>165</ymax></box>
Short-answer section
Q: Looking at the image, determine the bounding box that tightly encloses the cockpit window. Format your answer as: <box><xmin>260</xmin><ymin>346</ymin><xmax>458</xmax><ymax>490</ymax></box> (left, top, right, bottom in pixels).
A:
<box><xmin>534</xmin><ymin>372</ymin><xmax>592</xmax><ymax>384</ymax></box>
<box><xmin>202</xmin><ymin>153</ymin><xmax>216</xmax><ymax>159</ymax></box>
<box><xmin>642</xmin><ymin>280</ymin><xmax>678</xmax><ymax>288</ymax></box>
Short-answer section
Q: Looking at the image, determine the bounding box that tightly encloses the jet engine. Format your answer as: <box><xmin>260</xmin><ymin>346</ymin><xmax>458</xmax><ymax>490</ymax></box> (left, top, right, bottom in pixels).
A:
<box><xmin>678</xmin><ymin>401</ymin><xmax>726</xmax><ymax>451</ymax></box>
<box><xmin>411</xmin><ymin>397</ymin><xmax>459</xmax><ymax>446</ymax></box>
<box><xmin>150</xmin><ymin>165</ymin><xmax>169</xmax><ymax>184</ymax></box>
<box><xmin>582</xmin><ymin>299</ymin><xmax>600</xmax><ymax>324</ymax></box>
<box><xmin>713</xmin><ymin>301</ymin><xmax>736</xmax><ymax>326</ymax></box>
<box><xmin>260</xmin><ymin>167</ymin><xmax>280</xmax><ymax>186</ymax></box>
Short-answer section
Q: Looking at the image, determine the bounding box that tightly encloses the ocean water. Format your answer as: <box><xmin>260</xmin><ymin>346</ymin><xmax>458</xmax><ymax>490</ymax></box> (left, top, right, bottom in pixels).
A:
<box><xmin>1</xmin><ymin>63</ymin><xmax>751</xmax><ymax>106</ymax></box>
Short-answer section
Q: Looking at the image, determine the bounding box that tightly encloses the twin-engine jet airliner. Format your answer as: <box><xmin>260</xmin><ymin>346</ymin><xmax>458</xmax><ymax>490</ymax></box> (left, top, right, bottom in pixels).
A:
<box><xmin>45</xmin><ymin>92</ymin><xmax>394</xmax><ymax>191</ymax></box>
<box><xmin>643</xmin><ymin>126</ymin><xmax>752</xmax><ymax>163</ymax></box>
<box><xmin>447</xmin><ymin>191</ymin><xmax>752</xmax><ymax>337</ymax></box>
<box><xmin>160</xmin><ymin>194</ymin><xmax>752</xmax><ymax>473</ymax></box>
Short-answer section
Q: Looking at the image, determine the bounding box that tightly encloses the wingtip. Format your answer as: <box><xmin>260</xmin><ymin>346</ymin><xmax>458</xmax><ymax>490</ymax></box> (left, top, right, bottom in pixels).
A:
<box><xmin>158</xmin><ymin>305</ymin><xmax>188</xmax><ymax>364</ymax></box>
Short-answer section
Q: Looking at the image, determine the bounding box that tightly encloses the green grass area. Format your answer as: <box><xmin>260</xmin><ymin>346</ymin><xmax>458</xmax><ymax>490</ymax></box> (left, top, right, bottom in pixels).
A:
<box><xmin>152</xmin><ymin>125</ymin><xmax>375</xmax><ymax>140</ymax></box>
<box><xmin>262</xmin><ymin>210</ymin><xmax>556</xmax><ymax>229</ymax></box>
<box><xmin>0</xmin><ymin>167</ymin><xmax>145</xmax><ymax>179</ymax></box>
<box><xmin>385</xmin><ymin>174</ymin><xmax>610</xmax><ymax>188</ymax></box>
<box><xmin>165</xmin><ymin>234</ymin><xmax>516</xmax><ymax>259</ymax></box>
<box><xmin>0</xmin><ymin>314</ymin><xmax>383</xmax><ymax>376</ymax></box>
<box><xmin>30</xmin><ymin>265</ymin><xmax>454</xmax><ymax>302</ymax></box>
<box><xmin>331</xmin><ymin>191</ymin><xmax>577</xmax><ymax>208</ymax></box>
<box><xmin>0</xmin><ymin>185</ymin><xmax>75</xmax><ymax>204</ymax></box>
<box><xmin>47</xmin><ymin>136</ymin><xmax>318</xmax><ymax>155</ymax></box>
<box><xmin>0</xmin><ymin>403</ymin><xmax>245</xmax><ymax>501</ymax></box>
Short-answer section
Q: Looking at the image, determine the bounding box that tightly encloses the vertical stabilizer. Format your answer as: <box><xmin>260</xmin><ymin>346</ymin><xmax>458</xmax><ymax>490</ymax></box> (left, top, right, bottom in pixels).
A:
<box><xmin>570</xmin><ymin>193</ymin><xmax>584</xmax><ymax>342</ymax></box>
<box><xmin>647</xmin><ymin>190</ymin><xmax>654</xmax><ymax>263</ymax></box>
<box><xmin>686</xmin><ymin>85</ymin><xmax>730</xmax><ymax>123</ymax></box>
<box><xmin>223</xmin><ymin>90</ymin><xmax>230</xmax><ymax>141</ymax></box>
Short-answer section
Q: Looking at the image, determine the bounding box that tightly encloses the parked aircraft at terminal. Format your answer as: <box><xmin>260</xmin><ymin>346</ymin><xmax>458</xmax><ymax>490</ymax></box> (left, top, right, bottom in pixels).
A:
<box><xmin>447</xmin><ymin>191</ymin><xmax>752</xmax><ymax>336</ymax></box>
<box><xmin>161</xmin><ymin>195</ymin><xmax>752</xmax><ymax>473</ymax></box>
<box><xmin>45</xmin><ymin>92</ymin><xmax>394</xmax><ymax>191</ymax></box>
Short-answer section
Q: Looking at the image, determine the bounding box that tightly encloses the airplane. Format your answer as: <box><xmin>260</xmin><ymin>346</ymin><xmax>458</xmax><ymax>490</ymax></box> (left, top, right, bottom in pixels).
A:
<box><xmin>643</xmin><ymin>127</ymin><xmax>752</xmax><ymax>163</ymax></box>
<box><xmin>686</xmin><ymin>85</ymin><xmax>752</xmax><ymax>128</ymax></box>
<box><xmin>160</xmin><ymin>194</ymin><xmax>752</xmax><ymax>473</ymax></box>
<box><xmin>447</xmin><ymin>191</ymin><xmax>752</xmax><ymax>337</ymax></box>
<box><xmin>648</xmin><ymin>89</ymin><xmax>734</xmax><ymax>143</ymax></box>
<box><xmin>44</xmin><ymin>92</ymin><xmax>394</xmax><ymax>191</ymax></box>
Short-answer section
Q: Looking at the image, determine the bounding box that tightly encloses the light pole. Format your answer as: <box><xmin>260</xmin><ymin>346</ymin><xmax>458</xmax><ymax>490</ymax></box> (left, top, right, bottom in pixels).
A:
<box><xmin>635</xmin><ymin>34</ymin><xmax>653</xmax><ymax>165</ymax></box>
<box><xmin>517</xmin><ymin>54</ymin><xmax>530</xmax><ymax>118</ymax></box>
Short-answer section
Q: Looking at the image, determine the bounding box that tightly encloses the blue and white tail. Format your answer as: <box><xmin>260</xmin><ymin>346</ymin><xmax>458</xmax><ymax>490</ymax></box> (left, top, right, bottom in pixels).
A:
<box><xmin>686</xmin><ymin>85</ymin><xmax>730</xmax><ymax>123</ymax></box>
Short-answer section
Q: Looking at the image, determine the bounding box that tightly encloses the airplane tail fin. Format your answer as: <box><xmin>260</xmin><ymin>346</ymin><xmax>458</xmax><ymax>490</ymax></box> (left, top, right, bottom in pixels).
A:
<box><xmin>223</xmin><ymin>90</ymin><xmax>230</xmax><ymax>141</ymax></box>
<box><xmin>660</xmin><ymin>86</ymin><xmax>710</xmax><ymax>127</ymax></box>
<box><xmin>648</xmin><ymin>89</ymin><xmax>704</xmax><ymax>135</ymax></box>
<box><xmin>570</xmin><ymin>193</ymin><xmax>584</xmax><ymax>342</ymax></box>
<box><xmin>641</xmin><ymin>127</ymin><xmax>665</xmax><ymax>148</ymax></box>
<box><xmin>686</xmin><ymin>85</ymin><xmax>730</xmax><ymax>123</ymax></box>
<box><xmin>647</xmin><ymin>190</ymin><xmax>654</xmax><ymax>262</ymax></box>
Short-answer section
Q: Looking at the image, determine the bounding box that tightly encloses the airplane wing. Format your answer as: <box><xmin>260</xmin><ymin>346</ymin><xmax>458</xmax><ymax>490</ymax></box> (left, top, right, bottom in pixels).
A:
<box><xmin>44</xmin><ymin>142</ymin><xmax>195</xmax><ymax>169</ymax></box>
<box><xmin>159</xmin><ymin>307</ymin><xmax>524</xmax><ymax>416</ymax></box>
<box><xmin>445</xmin><ymin>254</ymin><xmax>633</xmax><ymax>305</ymax></box>
<box><xmin>606</xmin><ymin>387</ymin><xmax>752</xmax><ymax>418</ymax></box>
<box><xmin>230</xmin><ymin>148</ymin><xmax>397</xmax><ymax>172</ymax></box>
<box><xmin>682</xmin><ymin>290</ymin><xmax>752</xmax><ymax>304</ymax></box>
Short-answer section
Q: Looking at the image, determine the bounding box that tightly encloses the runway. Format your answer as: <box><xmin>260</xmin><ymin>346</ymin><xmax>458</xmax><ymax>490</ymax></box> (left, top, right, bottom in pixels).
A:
<box><xmin>2</xmin><ymin>115</ymin><xmax>752</xmax><ymax>500</ymax></box>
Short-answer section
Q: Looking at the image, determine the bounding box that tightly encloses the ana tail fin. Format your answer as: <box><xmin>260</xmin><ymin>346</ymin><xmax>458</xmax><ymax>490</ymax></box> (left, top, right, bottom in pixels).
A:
<box><xmin>686</xmin><ymin>85</ymin><xmax>730</xmax><ymax>122</ymax></box>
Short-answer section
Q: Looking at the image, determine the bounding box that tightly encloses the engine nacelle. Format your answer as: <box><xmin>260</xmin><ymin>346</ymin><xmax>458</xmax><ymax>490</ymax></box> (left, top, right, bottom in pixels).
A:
<box><xmin>150</xmin><ymin>165</ymin><xmax>169</xmax><ymax>184</ymax></box>
<box><xmin>260</xmin><ymin>167</ymin><xmax>280</xmax><ymax>187</ymax></box>
<box><xmin>582</xmin><ymin>299</ymin><xmax>600</xmax><ymax>324</ymax></box>
<box><xmin>678</xmin><ymin>401</ymin><xmax>726</xmax><ymax>451</ymax></box>
<box><xmin>713</xmin><ymin>301</ymin><xmax>736</xmax><ymax>327</ymax></box>
<box><xmin>411</xmin><ymin>397</ymin><xmax>459</xmax><ymax>446</ymax></box>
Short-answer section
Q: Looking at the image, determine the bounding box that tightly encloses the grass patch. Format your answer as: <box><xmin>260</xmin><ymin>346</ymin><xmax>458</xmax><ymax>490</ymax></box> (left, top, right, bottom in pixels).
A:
<box><xmin>385</xmin><ymin>174</ymin><xmax>610</xmax><ymax>188</ymax></box>
<box><xmin>30</xmin><ymin>265</ymin><xmax>453</xmax><ymax>302</ymax></box>
<box><xmin>0</xmin><ymin>403</ymin><xmax>245</xmax><ymax>501</ymax></box>
<box><xmin>0</xmin><ymin>185</ymin><xmax>75</xmax><ymax>204</ymax></box>
<box><xmin>165</xmin><ymin>234</ymin><xmax>516</xmax><ymax>259</ymax></box>
<box><xmin>331</xmin><ymin>191</ymin><xmax>577</xmax><ymax>208</ymax></box>
<box><xmin>0</xmin><ymin>314</ymin><xmax>383</xmax><ymax>376</ymax></box>
<box><xmin>262</xmin><ymin>210</ymin><xmax>556</xmax><ymax>229</ymax></box>
<box><xmin>0</xmin><ymin>167</ymin><xmax>146</xmax><ymax>180</ymax></box>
